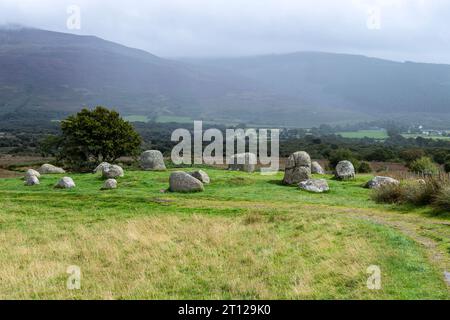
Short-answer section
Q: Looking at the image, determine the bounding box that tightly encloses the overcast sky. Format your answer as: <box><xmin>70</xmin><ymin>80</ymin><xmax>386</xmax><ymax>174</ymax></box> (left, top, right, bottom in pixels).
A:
<box><xmin>1</xmin><ymin>0</ymin><xmax>449</xmax><ymax>63</ymax></box>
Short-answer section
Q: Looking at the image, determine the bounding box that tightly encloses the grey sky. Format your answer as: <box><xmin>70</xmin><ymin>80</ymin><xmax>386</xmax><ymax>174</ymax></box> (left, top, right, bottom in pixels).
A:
<box><xmin>1</xmin><ymin>0</ymin><xmax>449</xmax><ymax>63</ymax></box>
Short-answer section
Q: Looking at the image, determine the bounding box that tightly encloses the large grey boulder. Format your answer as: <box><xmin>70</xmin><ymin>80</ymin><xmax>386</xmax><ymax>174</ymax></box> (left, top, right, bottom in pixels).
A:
<box><xmin>366</xmin><ymin>176</ymin><xmax>400</xmax><ymax>189</ymax></box>
<box><xmin>93</xmin><ymin>162</ymin><xmax>111</xmax><ymax>174</ymax></box>
<box><xmin>311</xmin><ymin>161</ymin><xmax>325</xmax><ymax>174</ymax></box>
<box><xmin>283</xmin><ymin>151</ymin><xmax>312</xmax><ymax>185</ymax></box>
<box><xmin>25</xmin><ymin>169</ymin><xmax>41</xmax><ymax>179</ymax></box>
<box><xmin>228</xmin><ymin>153</ymin><xmax>257</xmax><ymax>173</ymax></box>
<box><xmin>102</xmin><ymin>165</ymin><xmax>124</xmax><ymax>179</ymax></box>
<box><xmin>39</xmin><ymin>164</ymin><xmax>65</xmax><ymax>174</ymax></box>
<box><xmin>169</xmin><ymin>171</ymin><xmax>204</xmax><ymax>193</ymax></box>
<box><xmin>189</xmin><ymin>170</ymin><xmax>210</xmax><ymax>184</ymax></box>
<box><xmin>102</xmin><ymin>179</ymin><xmax>118</xmax><ymax>190</ymax></box>
<box><xmin>55</xmin><ymin>177</ymin><xmax>75</xmax><ymax>189</ymax></box>
<box><xmin>335</xmin><ymin>161</ymin><xmax>356</xmax><ymax>180</ymax></box>
<box><xmin>299</xmin><ymin>179</ymin><xmax>329</xmax><ymax>193</ymax></box>
<box><xmin>140</xmin><ymin>150</ymin><xmax>166</xmax><ymax>171</ymax></box>
<box><xmin>24</xmin><ymin>175</ymin><xmax>40</xmax><ymax>186</ymax></box>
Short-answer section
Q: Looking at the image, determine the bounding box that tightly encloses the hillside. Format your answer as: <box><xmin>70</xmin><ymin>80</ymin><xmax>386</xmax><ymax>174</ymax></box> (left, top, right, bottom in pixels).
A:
<box><xmin>186</xmin><ymin>52</ymin><xmax>450</xmax><ymax>125</ymax></box>
<box><xmin>2</xmin><ymin>27</ymin><xmax>450</xmax><ymax>126</ymax></box>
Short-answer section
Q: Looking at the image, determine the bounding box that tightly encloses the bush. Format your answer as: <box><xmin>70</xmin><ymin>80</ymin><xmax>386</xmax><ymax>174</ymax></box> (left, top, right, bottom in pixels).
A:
<box><xmin>444</xmin><ymin>161</ymin><xmax>450</xmax><ymax>173</ymax></box>
<box><xmin>371</xmin><ymin>183</ymin><xmax>405</xmax><ymax>204</ymax></box>
<box><xmin>408</xmin><ymin>157</ymin><xmax>439</xmax><ymax>175</ymax></box>
<box><xmin>432</xmin><ymin>186</ymin><xmax>450</xmax><ymax>211</ymax></box>
<box><xmin>357</xmin><ymin>161</ymin><xmax>372</xmax><ymax>173</ymax></box>
<box><xmin>400</xmin><ymin>148</ymin><xmax>425</xmax><ymax>162</ymax></box>
<box><xmin>372</xmin><ymin>176</ymin><xmax>449</xmax><ymax>209</ymax></box>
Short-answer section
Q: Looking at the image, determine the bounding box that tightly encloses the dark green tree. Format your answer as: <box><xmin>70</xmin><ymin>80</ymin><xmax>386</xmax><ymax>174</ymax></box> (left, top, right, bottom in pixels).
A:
<box><xmin>58</xmin><ymin>107</ymin><xmax>141</xmax><ymax>170</ymax></box>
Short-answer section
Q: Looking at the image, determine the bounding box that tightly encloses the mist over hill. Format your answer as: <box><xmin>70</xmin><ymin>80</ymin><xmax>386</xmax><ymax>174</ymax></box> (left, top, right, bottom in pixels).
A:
<box><xmin>1</xmin><ymin>27</ymin><xmax>450</xmax><ymax>127</ymax></box>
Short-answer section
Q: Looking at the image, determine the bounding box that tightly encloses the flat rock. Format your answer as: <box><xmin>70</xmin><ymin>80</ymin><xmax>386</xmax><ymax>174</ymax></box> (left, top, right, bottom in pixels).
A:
<box><xmin>189</xmin><ymin>170</ymin><xmax>210</xmax><ymax>184</ymax></box>
<box><xmin>366</xmin><ymin>176</ymin><xmax>400</xmax><ymax>189</ymax></box>
<box><xmin>102</xmin><ymin>165</ymin><xmax>124</xmax><ymax>179</ymax></box>
<box><xmin>169</xmin><ymin>171</ymin><xmax>204</xmax><ymax>193</ymax></box>
<box><xmin>55</xmin><ymin>177</ymin><xmax>75</xmax><ymax>189</ymax></box>
<box><xmin>299</xmin><ymin>179</ymin><xmax>329</xmax><ymax>193</ymax></box>
<box><xmin>335</xmin><ymin>160</ymin><xmax>355</xmax><ymax>180</ymax></box>
<box><xmin>102</xmin><ymin>179</ymin><xmax>117</xmax><ymax>190</ymax></box>
<box><xmin>39</xmin><ymin>164</ymin><xmax>65</xmax><ymax>174</ymax></box>
<box><xmin>228</xmin><ymin>153</ymin><xmax>257</xmax><ymax>173</ymax></box>
<box><xmin>140</xmin><ymin>150</ymin><xmax>166</xmax><ymax>171</ymax></box>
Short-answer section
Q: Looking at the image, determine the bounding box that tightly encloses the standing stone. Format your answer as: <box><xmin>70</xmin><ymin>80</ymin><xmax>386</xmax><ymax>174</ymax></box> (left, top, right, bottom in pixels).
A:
<box><xmin>93</xmin><ymin>162</ymin><xmax>111</xmax><ymax>174</ymax></box>
<box><xmin>189</xmin><ymin>170</ymin><xmax>210</xmax><ymax>184</ymax></box>
<box><xmin>140</xmin><ymin>150</ymin><xmax>166</xmax><ymax>171</ymax></box>
<box><xmin>283</xmin><ymin>151</ymin><xmax>312</xmax><ymax>185</ymax></box>
<box><xmin>311</xmin><ymin>161</ymin><xmax>325</xmax><ymax>174</ymax></box>
<box><xmin>228</xmin><ymin>153</ymin><xmax>257</xmax><ymax>173</ymax></box>
<box><xmin>24</xmin><ymin>175</ymin><xmax>40</xmax><ymax>186</ymax></box>
<box><xmin>55</xmin><ymin>177</ymin><xmax>76</xmax><ymax>189</ymax></box>
<box><xmin>299</xmin><ymin>179</ymin><xmax>329</xmax><ymax>193</ymax></box>
<box><xmin>102</xmin><ymin>179</ymin><xmax>118</xmax><ymax>190</ymax></box>
<box><xmin>39</xmin><ymin>164</ymin><xmax>65</xmax><ymax>174</ymax></box>
<box><xmin>102</xmin><ymin>165</ymin><xmax>124</xmax><ymax>179</ymax></box>
<box><xmin>169</xmin><ymin>171</ymin><xmax>204</xmax><ymax>193</ymax></box>
<box><xmin>335</xmin><ymin>161</ymin><xmax>356</xmax><ymax>180</ymax></box>
<box><xmin>365</xmin><ymin>176</ymin><xmax>400</xmax><ymax>189</ymax></box>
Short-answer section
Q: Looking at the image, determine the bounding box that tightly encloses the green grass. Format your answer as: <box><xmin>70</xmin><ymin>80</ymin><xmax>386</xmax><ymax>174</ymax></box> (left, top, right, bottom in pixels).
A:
<box><xmin>0</xmin><ymin>169</ymin><xmax>448</xmax><ymax>299</ymax></box>
<box><xmin>337</xmin><ymin>130</ymin><xmax>388</xmax><ymax>140</ymax></box>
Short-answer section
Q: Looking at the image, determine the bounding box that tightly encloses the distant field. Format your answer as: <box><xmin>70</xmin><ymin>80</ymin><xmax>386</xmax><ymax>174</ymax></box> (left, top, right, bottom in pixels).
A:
<box><xmin>337</xmin><ymin>130</ymin><xmax>388</xmax><ymax>140</ymax></box>
<box><xmin>0</xmin><ymin>168</ymin><xmax>448</xmax><ymax>299</ymax></box>
<box><xmin>402</xmin><ymin>134</ymin><xmax>450</xmax><ymax>141</ymax></box>
<box><xmin>123</xmin><ymin>115</ymin><xmax>150</xmax><ymax>122</ymax></box>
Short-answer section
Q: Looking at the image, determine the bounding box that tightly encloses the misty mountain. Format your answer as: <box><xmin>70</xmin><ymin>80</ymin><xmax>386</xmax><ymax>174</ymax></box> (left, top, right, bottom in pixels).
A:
<box><xmin>1</xmin><ymin>27</ymin><xmax>450</xmax><ymax>127</ymax></box>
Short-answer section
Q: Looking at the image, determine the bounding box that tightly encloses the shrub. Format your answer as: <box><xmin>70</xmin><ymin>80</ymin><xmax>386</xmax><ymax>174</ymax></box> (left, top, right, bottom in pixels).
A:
<box><xmin>444</xmin><ymin>161</ymin><xmax>450</xmax><ymax>173</ymax></box>
<box><xmin>400</xmin><ymin>148</ymin><xmax>425</xmax><ymax>162</ymax></box>
<box><xmin>432</xmin><ymin>186</ymin><xmax>450</xmax><ymax>211</ymax></box>
<box><xmin>371</xmin><ymin>183</ymin><xmax>405</xmax><ymax>204</ymax></box>
<box><xmin>357</xmin><ymin>161</ymin><xmax>372</xmax><ymax>173</ymax></box>
<box><xmin>408</xmin><ymin>157</ymin><xmax>439</xmax><ymax>175</ymax></box>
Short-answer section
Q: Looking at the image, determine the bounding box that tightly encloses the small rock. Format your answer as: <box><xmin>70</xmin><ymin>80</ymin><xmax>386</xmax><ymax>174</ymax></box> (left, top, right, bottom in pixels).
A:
<box><xmin>169</xmin><ymin>171</ymin><xmax>204</xmax><ymax>193</ymax></box>
<box><xmin>102</xmin><ymin>179</ymin><xmax>117</xmax><ymax>190</ymax></box>
<box><xmin>189</xmin><ymin>170</ymin><xmax>210</xmax><ymax>184</ymax></box>
<box><xmin>39</xmin><ymin>164</ymin><xmax>65</xmax><ymax>174</ymax></box>
<box><xmin>102</xmin><ymin>165</ymin><xmax>124</xmax><ymax>179</ymax></box>
<box><xmin>228</xmin><ymin>153</ymin><xmax>257</xmax><ymax>173</ymax></box>
<box><xmin>311</xmin><ymin>161</ymin><xmax>325</xmax><ymax>174</ymax></box>
<box><xmin>24</xmin><ymin>175</ymin><xmax>40</xmax><ymax>186</ymax></box>
<box><xmin>299</xmin><ymin>179</ymin><xmax>329</xmax><ymax>193</ymax></box>
<box><xmin>140</xmin><ymin>150</ymin><xmax>166</xmax><ymax>171</ymax></box>
<box><xmin>366</xmin><ymin>176</ymin><xmax>400</xmax><ymax>189</ymax></box>
<box><xmin>93</xmin><ymin>162</ymin><xmax>111</xmax><ymax>174</ymax></box>
<box><xmin>55</xmin><ymin>177</ymin><xmax>75</xmax><ymax>189</ymax></box>
<box><xmin>335</xmin><ymin>161</ymin><xmax>355</xmax><ymax>180</ymax></box>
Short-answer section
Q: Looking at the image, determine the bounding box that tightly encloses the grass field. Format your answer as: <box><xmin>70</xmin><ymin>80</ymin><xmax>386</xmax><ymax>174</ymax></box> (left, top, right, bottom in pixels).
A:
<box><xmin>0</xmin><ymin>168</ymin><xmax>449</xmax><ymax>299</ymax></box>
<box><xmin>402</xmin><ymin>134</ymin><xmax>450</xmax><ymax>141</ymax></box>
<box><xmin>337</xmin><ymin>130</ymin><xmax>389</xmax><ymax>140</ymax></box>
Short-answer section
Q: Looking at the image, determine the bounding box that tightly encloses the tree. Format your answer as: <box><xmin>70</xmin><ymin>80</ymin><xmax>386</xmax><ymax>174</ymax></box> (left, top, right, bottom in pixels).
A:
<box><xmin>408</xmin><ymin>157</ymin><xmax>439</xmax><ymax>175</ymax></box>
<box><xmin>58</xmin><ymin>107</ymin><xmax>141</xmax><ymax>170</ymax></box>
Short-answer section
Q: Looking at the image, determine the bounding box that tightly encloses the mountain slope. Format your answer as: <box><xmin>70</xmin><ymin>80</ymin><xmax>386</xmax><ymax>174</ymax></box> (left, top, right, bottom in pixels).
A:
<box><xmin>185</xmin><ymin>52</ymin><xmax>450</xmax><ymax>123</ymax></box>
<box><xmin>0</xmin><ymin>27</ymin><xmax>272</xmax><ymax>122</ymax></box>
<box><xmin>2</xmin><ymin>28</ymin><xmax>450</xmax><ymax>126</ymax></box>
